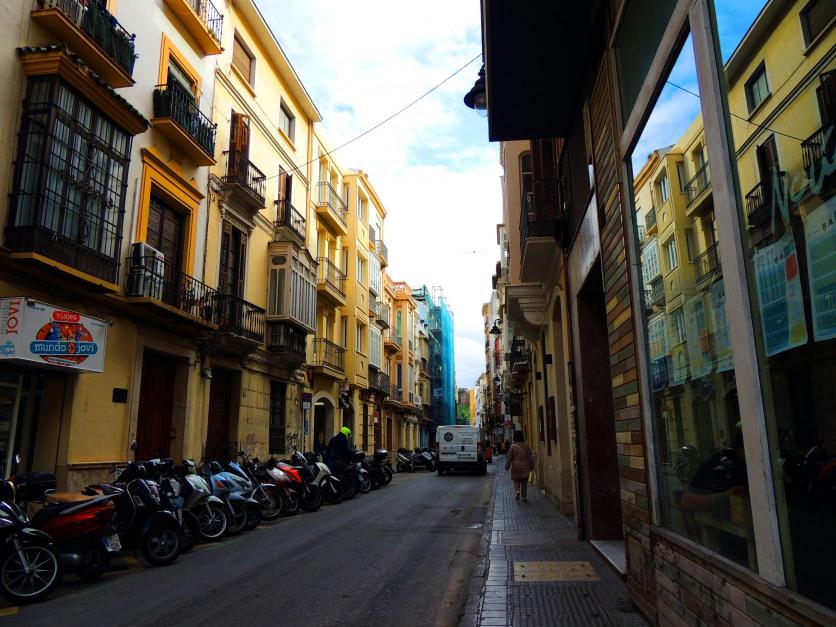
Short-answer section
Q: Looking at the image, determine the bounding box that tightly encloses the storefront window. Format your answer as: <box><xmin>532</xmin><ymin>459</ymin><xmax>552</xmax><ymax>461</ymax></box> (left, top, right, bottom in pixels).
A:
<box><xmin>715</xmin><ymin>0</ymin><xmax>836</xmax><ymax>609</ymax></box>
<box><xmin>629</xmin><ymin>33</ymin><xmax>758</xmax><ymax>570</ymax></box>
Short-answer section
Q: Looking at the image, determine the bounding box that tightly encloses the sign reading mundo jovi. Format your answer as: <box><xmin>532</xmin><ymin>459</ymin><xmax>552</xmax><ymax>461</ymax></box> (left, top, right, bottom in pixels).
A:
<box><xmin>0</xmin><ymin>298</ymin><xmax>108</xmax><ymax>372</ymax></box>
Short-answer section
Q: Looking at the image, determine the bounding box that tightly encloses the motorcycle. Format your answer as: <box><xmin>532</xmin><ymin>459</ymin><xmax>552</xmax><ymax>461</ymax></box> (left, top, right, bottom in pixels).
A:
<box><xmin>350</xmin><ymin>451</ymin><xmax>374</xmax><ymax>493</ymax></box>
<box><xmin>14</xmin><ymin>471</ymin><xmax>118</xmax><ymax>581</ymax></box>
<box><xmin>179</xmin><ymin>460</ymin><xmax>229</xmax><ymax>542</ymax></box>
<box><xmin>361</xmin><ymin>449</ymin><xmax>392</xmax><ymax>488</ymax></box>
<box><xmin>273</xmin><ymin>458</ymin><xmax>323</xmax><ymax>512</ymax></box>
<box><xmin>0</xmin><ymin>472</ymin><xmax>62</xmax><ymax>603</ymax></box>
<box><xmin>201</xmin><ymin>461</ymin><xmax>257</xmax><ymax>534</ymax></box>
<box><xmin>396</xmin><ymin>448</ymin><xmax>413</xmax><ymax>473</ymax></box>
<box><xmin>144</xmin><ymin>460</ymin><xmax>201</xmax><ymax>552</ymax></box>
<box><xmin>297</xmin><ymin>451</ymin><xmax>343</xmax><ymax>505</ymax></box>
<box><xmin>257</xmin><ymin>459</ymin><xmax>300</xmax><ymax>515</ymax></box>
<box><xmin>413</xmin><ymin>448</ymin><xmax>436</xmax><ymax>472</ymax></box>
<box><xmin>231</xmin><ymin>453</ymin><xmax>284</xmax><ymax>521</ymax></box>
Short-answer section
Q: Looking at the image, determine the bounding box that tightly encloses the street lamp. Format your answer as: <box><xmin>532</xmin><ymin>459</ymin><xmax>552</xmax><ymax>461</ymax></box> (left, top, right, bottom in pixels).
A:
<box><xmin>463</xmin><ymin>65</ymin><xmax>487</xmax><ymax>117</ymax></box>
<box><xmin>489</xmin><ymin>318</ymin><xmax>502</xmax><ymax>336</ymax></box>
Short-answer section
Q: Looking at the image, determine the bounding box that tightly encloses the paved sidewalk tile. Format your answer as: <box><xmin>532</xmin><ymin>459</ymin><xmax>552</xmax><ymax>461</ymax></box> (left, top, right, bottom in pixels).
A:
<box><xmin>460</xmin><ymin>461</ymin><xmax>647</xmax><ymax>627</ymax></box>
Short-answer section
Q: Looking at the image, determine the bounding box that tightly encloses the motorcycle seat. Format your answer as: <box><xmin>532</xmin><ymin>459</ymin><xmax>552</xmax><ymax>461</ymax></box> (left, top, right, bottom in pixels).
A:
<box><xmin>46</xmin><ymin>492</ymin><xmax>93</xmax><ymax>504</ymax></box>
<box><xmin>31</xmin><ymin>500</ymin><xmax>89</xmax><ymax>527</ymax></box>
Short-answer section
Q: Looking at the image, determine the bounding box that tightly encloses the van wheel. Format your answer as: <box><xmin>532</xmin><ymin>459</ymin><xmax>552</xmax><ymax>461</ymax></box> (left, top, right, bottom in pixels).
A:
<box><xmin>437</xmin><ymin>466</ymin><xmax>444</xmax><ymax>476</ymax></box>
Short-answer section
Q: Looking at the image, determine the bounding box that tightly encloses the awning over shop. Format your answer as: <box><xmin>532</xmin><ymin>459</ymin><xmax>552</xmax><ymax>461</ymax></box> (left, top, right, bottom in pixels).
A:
<box><xmin>0</xmin><ymin>298</ymin><xmax>108</xmax><ymax>373</ymax></box>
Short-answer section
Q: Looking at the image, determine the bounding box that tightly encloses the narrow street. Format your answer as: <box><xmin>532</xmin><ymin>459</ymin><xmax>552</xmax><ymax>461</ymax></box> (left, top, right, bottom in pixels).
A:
<box><xmin>3</xmin><ymin>470</ymin><xmax>492</xmax><ymax>627</ymax></box>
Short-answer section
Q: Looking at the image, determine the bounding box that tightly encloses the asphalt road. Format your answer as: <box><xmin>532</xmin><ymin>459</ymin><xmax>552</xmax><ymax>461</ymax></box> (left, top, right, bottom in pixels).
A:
<box><xmin>3</xmin><ymin>466</ymin><xmax>493</xmax><ymax>627</ymax></box>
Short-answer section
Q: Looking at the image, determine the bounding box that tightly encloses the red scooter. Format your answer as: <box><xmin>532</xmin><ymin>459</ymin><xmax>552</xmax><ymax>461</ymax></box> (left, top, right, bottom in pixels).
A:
<box><xmin>14</xmin><ymin>472</ymin><xmax>120</xmax><ymax>581</ymax></box>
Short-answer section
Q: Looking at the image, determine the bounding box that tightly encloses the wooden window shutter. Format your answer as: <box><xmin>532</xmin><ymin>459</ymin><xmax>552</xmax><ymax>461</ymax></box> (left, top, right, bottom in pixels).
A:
<box><xmin>232</xmin><ymin>36</ymin><xmax>253</xmax><ymax>84</ymax></box>
<box><xmin>230</xmin><ymin>112</ymin><xmax>251</xmax><ymax>156</ymax></box>
<box><xmin>237</xmin><ymin>232</ymin><xmax>247</xmax><ymax>298</ymax></box>
<box><xmin>219</xmin><ymin>221</ymin><xmax>232</xmax><ymax>294</ymax></box>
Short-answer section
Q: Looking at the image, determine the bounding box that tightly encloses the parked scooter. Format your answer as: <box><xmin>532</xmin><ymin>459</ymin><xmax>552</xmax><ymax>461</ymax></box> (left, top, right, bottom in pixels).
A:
<box><xmin>256</xmin><ymin>458</ymin><xmax>300</xmax><ymax>515</ymax></box>
<box><xmin>360</xmin><ymin>449</ymin><xmax>392</xmax><ymax>488</ymax></box>
<box><xmin>0</xmin><ymin>463</ymin><xmax>62</xmax><ymax>603</ymax></box>
<box><xmin>179</xmin><ymin>459</ymin><xmax>229</xmax><ymax>542</ymax></box>
<box><xmin>144</xmin><ymin>460</ymin><xmax>201</xmax><ymax>552</ymax></box>
<box><xmin>350</xmin><ymin>451</ymin><xmax>374</xmax><ymax>493</ymax></box>
<box><xmin>297</xmin><ymin>451</ymin><xmax>343</xmax><ymax>505</ymax></box>
<box><xmin>201</xmin><ymin>461</ymin><xmax>256</xmax><ymax>534</ymax></box>
<box><xmin>273</xmin><ymin>458</ymin><xmax>323</xmax><ymax>512</ymax></box>
<box><xmin>231</xmin><ymin>453</ymin><xmax>284</xmax><ymax>521</ymax></box>
<box><xmin>412</xmin><ymin>448</ymin><xmax>436</xmax><ymax>472</ymax></box>
<box><xmin>14</xmin><ymin>471</ymin><xmax>118</xmax><ymax>580</ymax></box>
<box><xmin>396</xmin><ymin>448</ymin><xmax>414</xmax><ymax>473</ymax></box>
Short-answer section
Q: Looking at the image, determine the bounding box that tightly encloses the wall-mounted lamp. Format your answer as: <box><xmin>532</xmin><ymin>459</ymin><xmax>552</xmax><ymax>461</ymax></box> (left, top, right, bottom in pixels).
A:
<box><xmin>463</xmin><ymin>65</ymin><xmax>487</xmax><ymax>117</ymax></box>
<box><xmin>489</xmin><ymin>318</ymin><xmax>502</xmax><ymax>336</ymax></box>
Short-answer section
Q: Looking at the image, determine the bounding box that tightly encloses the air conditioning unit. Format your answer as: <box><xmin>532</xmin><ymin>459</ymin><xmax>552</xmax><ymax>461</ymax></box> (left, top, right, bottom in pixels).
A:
<box><xmin>126</xmin><ymin>242</ymin><xmax>165</xmax><ymax>298</ymax></box>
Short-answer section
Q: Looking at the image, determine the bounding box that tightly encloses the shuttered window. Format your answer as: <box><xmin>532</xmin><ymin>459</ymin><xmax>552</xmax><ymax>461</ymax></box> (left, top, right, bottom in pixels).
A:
<box><xmin>232</xmin><ymin>35</ymin><xmax>254</xmax><ymax>85</ymax></box>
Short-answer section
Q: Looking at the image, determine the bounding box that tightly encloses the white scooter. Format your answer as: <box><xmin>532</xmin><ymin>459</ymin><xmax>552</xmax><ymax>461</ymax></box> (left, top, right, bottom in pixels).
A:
<box><xmin>294</xmin><ymin>451</ymin><xmax>344</xmax><ymax>504</ymax></box>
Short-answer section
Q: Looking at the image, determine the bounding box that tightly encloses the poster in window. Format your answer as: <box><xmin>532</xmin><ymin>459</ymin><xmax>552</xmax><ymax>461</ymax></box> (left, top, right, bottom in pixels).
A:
<box><xmin>803</xmin><ymin>200</ymin><xmax>836</xmax><ymax>342</ymax></box>
<box><xmin>684</xmin><ymin>294</ymin><xmax>712</xmax><ymax>379</ymax></box>
<box><xmin>753</xmin><ymin>232</ymin><xmax>808</xmax><ymax>356</ymax></box>
<box><xmin>708</xmin><ymin>280</ymin><xmax>733</xmax><ymax>373</ymax></box>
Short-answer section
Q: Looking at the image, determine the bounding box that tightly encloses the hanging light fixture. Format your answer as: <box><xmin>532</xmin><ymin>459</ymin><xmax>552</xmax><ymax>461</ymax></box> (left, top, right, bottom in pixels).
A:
<box><xmin>489</xmin><ymin>318</ymin><xmax>502</xmax><ymax>336</ymax></box>
<box><xmin>463</xmin><ymin>65</ymin><xmax>487</xmax><ymax>117</ymax></box>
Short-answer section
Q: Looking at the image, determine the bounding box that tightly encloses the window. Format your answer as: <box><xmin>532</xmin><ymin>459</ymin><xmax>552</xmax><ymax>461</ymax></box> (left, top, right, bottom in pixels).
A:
<box><xmin>278</xmin><ymin>100</ymin><xmax>295</xmax><ymax>142</ymax></box>
<box><xmin>520</xmin><ymin>151</ymin><xmax>533</xmax><ymax>210</ymax></box>
<box><xmin>340</xmin><ymin>316</ymin><xmax>347</xmax><ymax>348</ymax></box>
<box><xmin>357</xmin><ymin>192</ymin><xmax>367</xmax><ymax>223</ymax></box>
<box><xmin>269</xmin><ymin>381</ymin><xmax>286</xmax><ymax>454</ymax></box>
<box><xmin>669</xmin><ymin>308</ymin><xmax>686</xmax><ymax>345</ymax></box>
<box><xmin>356</xmin><ymin>322</ymin><xmax>364</xmax><ymax>353</ymax></box>
<box><xmin>356</xmin><ymin>256</ymin><xmax>366</xmax><ymax>285</ymax></box>
<box><xmin>232</xmin><ymin>34</ymin><xmax>254</xmax><ymax>85</ymax></box>
<box><xmin>369</xmin><ymin>326</ymin><xmax>382</xmax><ymax>368</ymax></box>
<box><xmin>685</xmin><ymin>229</ymin><xmax>695</xmax><ymax>261</ymax></box>
<box><xmin>9</xmin><ymin>77</ymin><xmax>131</xmax><ymax>283</ymax></box>
<box><xmin>641</xmin><ymin>238</ymin><xmax>661</xmax><ymax>283</ymax></box>
<box><xmin>745</xmin><ymin>63</ymin><xmax>770</xmax><ymax>112</ymax></box>
<box><xmin>800</xmin><ymin>0</ymin><xmax>835</xmax><ymax>46</ymax></box>
<box><xmin>167</xmin><ymin>58</ymin><xmax>196</xmax><ymax>99</ymax></box>
<box><xmin>369</xmin><ymin>254</ymin><xmax>382</xmax><ymax>295</ymax></box>
<box><xmin>219</xmin><ymin>221</ymin><xmax>247</xmax><ymax>297</ymax></box>
<box><xmin>657</xmin><ymin>172</ymin><xmax>671</xmax><ymax>204</ymax></box>
<box><xmin>663</xmin><ymin>238</ymin><xmax>679</xmax><ymax>270</ymax></box>
<box><xmin>676</xmin><ymin>161</ymin><xmax>686</xmax><ymax>192</ymax></box>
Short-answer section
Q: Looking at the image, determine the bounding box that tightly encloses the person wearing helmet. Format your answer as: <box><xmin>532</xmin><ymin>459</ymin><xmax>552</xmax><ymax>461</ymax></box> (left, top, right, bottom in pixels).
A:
<box><xmin>326</xmin><ymin>426</ymin><xmax>352</xmax><ymax>472</ymax></box>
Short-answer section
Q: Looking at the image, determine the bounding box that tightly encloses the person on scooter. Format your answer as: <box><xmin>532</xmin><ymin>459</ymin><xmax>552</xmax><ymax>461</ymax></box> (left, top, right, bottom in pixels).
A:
<box><xmin>326</xmin><ymin>427</ymin><xmax>352</xmax><ymax>473</ymax></box>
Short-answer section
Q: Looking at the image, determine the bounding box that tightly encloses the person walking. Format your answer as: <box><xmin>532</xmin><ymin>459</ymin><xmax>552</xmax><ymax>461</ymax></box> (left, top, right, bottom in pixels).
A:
<box><xmin>505</xmin><ymin>430</ymin><xmax>533</xmax><ymax>502</ymax></box>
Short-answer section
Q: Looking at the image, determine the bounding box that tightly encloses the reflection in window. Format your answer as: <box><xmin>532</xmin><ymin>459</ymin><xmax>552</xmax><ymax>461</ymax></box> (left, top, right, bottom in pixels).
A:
<box><xmin>717</xmin><ymin>0</ymin><xmax>836</xmax><ymax>609</ymax></box>
<box><xmin>745</xmin><ymin>63</ymin><xmax>770</xmax><ymax>112</ymax></box>
<box><xmin>631</xmin><ymin>32</ymin><xmax>757</xmax><ymax>571</ymax></box>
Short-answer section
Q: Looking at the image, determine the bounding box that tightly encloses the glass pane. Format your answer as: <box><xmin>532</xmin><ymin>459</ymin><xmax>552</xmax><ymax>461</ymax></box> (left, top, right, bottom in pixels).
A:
<box><xmin>714</xmin><ymin>0</ymin><xmax>836</xmax><ymax>608</ymax></box>
<box><xmin>630</xmin><ymin>33</ymin><xmax>758</xmax><ymax>570</ymax></box>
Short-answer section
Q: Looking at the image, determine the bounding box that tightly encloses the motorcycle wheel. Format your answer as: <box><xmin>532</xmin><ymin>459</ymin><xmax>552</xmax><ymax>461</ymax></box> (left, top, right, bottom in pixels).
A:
<box><xmin>301</xmin><ymin>484</ymin><xmax>322</xmax><ymax>512</ymax></box>
<box><xmin>283</xmin><ymin>492</ymin><xmax>301</xmax><ymax>516</ymax></box>
<box><xmin>197</xmin><ymin>503</ymin><xmax>229</xmax><ymax>542</ymax></box>
<box><xmin>382</xmin><ymin>467</ymin><xmax>393</xmax><ymax>485</ymax></box>
<box><xmin>77</xmin><ymin>541</ymin><xmax>109</xmax><ymax>581</ymax></box>
<box><xmin>323</xmin><ymin>478</ymin><xmax>343</xmax><ymax>504</ymax></box>
<box><xmin>0</xmin><ymin>542</ymin><xmax>62</xmax><ymax>604</ymax></box>
<box><xmin>244</xmin><ymin>504</ymin><xmax>262</xmax><ymax>530</ymax></box>
<box><xmin>141</xmin><ymin>527</ymin><xmax>181</xmax><ymax>566</ymax></box>
<box><xmin>358</xmin><ymin>474</ymin><xmax>372</xmax><ymax>494</ymax></box>
<box><xmin>257</xmin><ymin>485</ymin><xmax>284</xmax><ymax>521</ymax></box>
<box><xmin>342</xmin><ymin>477</ymin><xmax>356</xmax><ymax>500</ymax></box>
<box><xmin>396</xmin><ymin>461</ymin><xmax>406</xmax><ymax>473</ymax></box>
<box><xmin>180</xmin><ymin>510</ymin><xmax>201</xmax><ymax>552</ymax></box>
<box><xmin>227</xmin><ymin>501</ymin><xmax>248</xmax><ymax>535</ymax></box>
<box><xmin>370</xmin><ymin>473</ymin><xmax>381</xmax><ymax>490</ymax></box>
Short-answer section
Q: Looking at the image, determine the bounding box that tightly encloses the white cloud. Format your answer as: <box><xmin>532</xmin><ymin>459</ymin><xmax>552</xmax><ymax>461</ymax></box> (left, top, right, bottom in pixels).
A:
<box><xmin>262</xmin><ymin>1</ymin><xmax>501</xmax><ymax>389</ymax></box>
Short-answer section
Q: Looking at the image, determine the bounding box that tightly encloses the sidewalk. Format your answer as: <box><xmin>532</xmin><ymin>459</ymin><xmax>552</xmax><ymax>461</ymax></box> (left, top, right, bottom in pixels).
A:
<box><xmin>460</xmin><ymin>461</ymin><xmax>648</xmax><ymax>627</ymax></box>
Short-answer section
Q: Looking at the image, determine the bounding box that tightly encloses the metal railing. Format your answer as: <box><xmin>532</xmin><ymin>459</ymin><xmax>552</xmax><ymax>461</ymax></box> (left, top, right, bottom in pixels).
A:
<box><xmin>369</xmin><ymin>226</ymin><xmax>376</xmax><ymax>243</ymax></box>
<box><xmin>368</xmin><ymin>367</ymin><xmax>390</xmax><ymax>395</ymax></box>
<box><xmin>745</xmin><ymin>171</ymin><xmax>785</xmax><ymax>226</ymax></box>
<box><xmin>802</xmin><ymin>126</ymin><xmax>835</xmax><ymax>176</ymax></box>
<box><xmin>215</xmin><ymin>293</ymin><xmax>265</xmax><ymax>342</ymax></box>
<box><xmin>510</xmin><ymin>338</ymin><xmax>528</xmax><ymax>364</ymax></box>
<box><xmin>152</xmin><ymin>82</ymin><xmax>216</xmax><ymax>157</ymax></box>
<box><xmin>385</xmin><ymin>329</ymin><xmax>402</xmax><ymax>347</ymax></box>
<box><xmin>312</xmin><ymin>338</ymin><xmax>344</xmax><ymax>371</ymax></box>
<box><xmin>275</xmin><ymin>199</ymin><xmax>305</xmax><ymax>241</ymax></box>
<box><xmin>375</xmin><ymin>301</ymin><xmax>390</xmax><ymax>327</ymax></box>
<box><xmin>181</xmin><ymin>0</ymin><xmax>223</xmax><ymax>44</ymax></box>
<box><xmin>316</xmin><ymin>257</ymin><xmax>346</xmax><ymax>296</ymax></box>
<box><xmin>223</xmin><ymin>149</ymin><xmax>266</xmax><ymax>206</ymax></box>
<box><xmin>266</xmin><ymin>321</ymin><xmax>307</xmax><ymax>359</ymax></box>
<box><xmin>684</xmin><ymin>162</ymin><xmax>711</xmax><ymax>207</ymax></box>
<box><xmin>694</xmin><ymin>242</ymin><xmax>721</xmax><ymax>284</ymax></box>
<box><xmin>390</xmin><ymin>383</ymin><xmax>403</xmax><ymax>401</ymax></box>
<box><xmin>520</xmin><ymin>186</ymin><xmax>559</xmax><ymax>241</ymax></box>
<box><xmin>645</xmin><ymin>279</ymin><xmax>665</xmax><ymax>308</ymax></box>
<box><xmin>316</xmin><ymin>181</ymin><xmax>348</xmax><ymax>227</ymax></box>
<box><xmin>376</xmin><ymin>239</ymin><xmax>388</xmax><ymax>263</ymax></box>
<box><xmin>645</xmin><ymin>206</ymin><xmax>657</xmax><ymax>232</ymax></box>
<box><xmin>40</xmin><ymin>0</ymin><xmax>136</xmax><ymax>76</ymax></box>
<box><xmin>125</xmin><ymin>254</ymin><xmax>217</xmax><ymax>324</ymax></box>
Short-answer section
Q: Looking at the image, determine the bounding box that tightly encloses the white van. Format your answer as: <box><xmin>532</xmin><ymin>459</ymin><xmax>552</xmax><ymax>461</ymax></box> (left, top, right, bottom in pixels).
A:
<box><xmin>436</xmin><ymin>425</ymin><xmax>487</xmax><ymax>475</ymax></box>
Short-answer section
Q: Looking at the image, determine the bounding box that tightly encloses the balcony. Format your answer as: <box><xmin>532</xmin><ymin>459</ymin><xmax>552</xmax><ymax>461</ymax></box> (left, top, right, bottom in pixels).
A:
<box><xmin>684</xmin><ymin>162</ymin><xmax>711</xmax><ymax>213</ymax></box>
<box><xmin>376</xmin><ymin>239</ymin><xmax>388</xmax><ymax>266</ymax></box>
<box><xmin>315</xmin><ymin>182</ymin><xmax>348</xmax><ymax>236</ymax></box>
<box><xmin>375</xmin><ymin>300</ymin><xmax>390</xmax><ymax>329</ymax></box>
<box><xmin>519</xmin><ymin>182</ymin><xmax>561</xmax><ymax>283</ymax></box>
<box><xmin>32</xmin><ymin>0</ymin><xmax>136</xmax><ymax>88</ymax></box>
<box><xmin>316</xmin><ymin>257</ymin><xmax>346</xmax><ymax>306</ymax></box>
<box><xmin>802</xmin><ymin>126</ymin><xmax>836</xmax><ymax>198</ymax></box>
<box><xmin>694</xmin><ymin>243</ymin><xmax>721</xmax><ymax>285</ymax></box>
<box><xmin>311</xmin><ymin>338</ymin><xmax>345</xmax><ymax>378</ymax></box>
<box><xmin>368</xmin><ymin>367</ymin><xmax>390</xmax><ymax>397</ymax></box>
<box><xmin>266</xmin><ymin>321</ymin><xmax>307</xmax><ymax>368</ymax></box>
<box><xmin>152</xmin><ymin>82</ymin><xmax>216</xmax><ymax>165</ymax></box>
<box><xmin>162</xmin><ymin>0</ymin><xmax>223</xmax><ymax>55</ymax></box>
<box><xmin>274</xmin><ymin>199</ymin><xmax>306</xmax><ymax>244</ymax></box>
<box><xmin>125</xmin><ymin>253</ymin><xmax>217</xmax><ymax>328</ymax></box>
<box><xmin>645</xmin><ymin>278</ymin><xmax>665</xmax><ymax>309</ymax></box>
<box><xmin>384</xmin><ymin>329</ymin><xmax>402</xmax><ymax>352</ymax></box>
<box><xmin>745</xmin><ymin>172</ymin><xmax>785</xmax><ymax>229</ymax></box>
<box><xmin>645</xmin><ymin>206</ymin><xmax>657</xmax><ymax>235</ymax></box>
<box><xmin>214</xmin><ymin>293</ymin><xmax>264</xmax><ymax>353</ymax></box>
<box><xmin>222</xmin><ymin>150</ymin><xmax>266</xmax><ymax>214</ymax></box>
<box><xmin>386</xmin><ymin>382</ymin><xmax>404</xmax><ymax>405</ymax></box>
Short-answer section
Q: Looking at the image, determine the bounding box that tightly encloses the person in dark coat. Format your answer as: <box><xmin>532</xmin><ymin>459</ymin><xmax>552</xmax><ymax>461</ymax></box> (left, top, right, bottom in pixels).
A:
<box><xmin>326</xmin><ymin>426</ymin><xmax>352</xmax><ymax>472</ymax></box>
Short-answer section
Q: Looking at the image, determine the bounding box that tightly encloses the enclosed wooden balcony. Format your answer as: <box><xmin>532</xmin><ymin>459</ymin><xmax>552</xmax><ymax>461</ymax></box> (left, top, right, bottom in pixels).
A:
<box><xmin>315</xmin><ymin>182</ymin><xmax>348</xmax><ymax>236</ymax></box>
<box><xmin>31</xmin><ymin>0</ymin><xmax>136</xmax><ymax>88</ymax></box>
<box><xmin>152</xmin><ymin>82</ymin><xmax>216</xmax><ymax>165</ymax></box>
<box><xmin>162</xmin><ymin>0</ymin><xmax>223</xmax><ymax>55</ymax></box>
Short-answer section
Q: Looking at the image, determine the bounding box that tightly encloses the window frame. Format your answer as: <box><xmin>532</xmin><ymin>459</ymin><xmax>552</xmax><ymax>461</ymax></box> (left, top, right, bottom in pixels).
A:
<box><xmin>278</xmin><ymin>99</ymin><xmax>295</xmax><ymax>142</ymax></box>
<box><xmin>800</xmin><ymin>0</ymin><xmax>835</xmax><ymax>48</ymax></box>
<box><xmin>744</xmin><ymin>61</ymin><xmax>770</xmax><ymax>114</ymax></box>
<box><xmin>232</xmin><ymin>32</ymin><xmax>255</xmax><ymax>87</ymax></box>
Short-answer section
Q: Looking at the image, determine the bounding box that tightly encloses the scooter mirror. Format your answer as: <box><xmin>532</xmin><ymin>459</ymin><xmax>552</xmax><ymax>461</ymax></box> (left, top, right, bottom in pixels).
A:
<box><xmin>13</xmin><ymin>453</ymin><xmax>20</xmax><ymax>464</ymax></box>
<box><xmin>130</xmin><ymin>440</ymin><xmax>138</xmax><ymax>452</ymax></box>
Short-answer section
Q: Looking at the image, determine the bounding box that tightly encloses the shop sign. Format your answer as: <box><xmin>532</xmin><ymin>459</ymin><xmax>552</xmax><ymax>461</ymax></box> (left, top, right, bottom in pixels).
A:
<box><xmin>0</xmin><ymin>298</ymin><xmax>108</xmax><ymax>372</ymax></box>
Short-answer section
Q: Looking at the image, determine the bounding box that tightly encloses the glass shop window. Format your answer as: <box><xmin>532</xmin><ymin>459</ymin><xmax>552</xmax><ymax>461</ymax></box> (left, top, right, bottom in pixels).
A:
<box><xmin>715</xmin><ymin>0</ymin><xmax>836</xmax><ymax>610</ymax></box>
<box><xmin>629</xmin><ymin>32</ymin><xmax>757</xmax><ymax>571</ymax></box>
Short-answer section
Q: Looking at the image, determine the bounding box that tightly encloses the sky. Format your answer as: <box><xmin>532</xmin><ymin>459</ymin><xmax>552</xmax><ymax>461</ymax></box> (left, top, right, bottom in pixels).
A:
<box><xmin>260</xmin><ymin>1</ymin><xmax>500</xmax><ymax>391</ymax></box>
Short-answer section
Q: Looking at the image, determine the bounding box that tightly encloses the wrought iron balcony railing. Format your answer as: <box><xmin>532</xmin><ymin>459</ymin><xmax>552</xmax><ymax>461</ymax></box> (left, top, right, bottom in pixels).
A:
<box><xmin>125</xmin><ymin>254</ymin><xmax>217</xmax><ymax>324</ymax></box>
<box><xmin>266</xmin><ymin>321</ymin><xmax>307</xmax><ymax>361</ymax></box>
<box><xmin>181</xmin><ymin>0</ymin><xmax>223</xmax><ymax>44</ymax></box>
<box><xmin>745</xmin><ymin>171</ymin><xmax>785</xmax><ymax>227</ymax></box>
<box><xmin>316</xmin><ymin>181</ymin><xmax>348</xmax><ymax>226</ymax></box>
<box><xmin>152</xmin><ymin>82</ymin><xmax>216</xmax><ymax>157</ymax></box>
<box><xmin>684</xmin><ymin>162</ymin><xmax>711</xmax><ymax>207</ymax></box>
<box><xmin>368</xmin><ymin>367</ymin><xmax>390</xmax><ymax>396</ymax></box>
<box><xmin>645</xmin><ymin>278</ymin><xmax>665</xmax><ymax>308</ymax></box>
<box><xmin>275</xmin><ymin>199</ymin><xmax>305</xmax><ymax>241</ymax></box>
<box><xmin>376</xmin><ymin>239</ymin><xmax>388</xmax><ymax>264</ymax></box>
<box><xmin>645</xmin><ymin>206</ymin><xmax>657</xmax><ymax>232</ymax></box>
<box><xmin>40</xmin><ymin>0</ymin><xmax>136</xmax><ymax>77</ymax></box>
<box><xmin>375</xmin><ymin>300</ymin><xmax>391</xmax><ymax>328</ymax></box>
<box><xmin>223</xmin><ymin>149</ymin><xmax>266</xmax><ymax>207</ymax></box>
<box><xmin>215</xmin><ymin>293</ymin><xmax>265</xmax><ymax>343</ymax></box>
<box><xmin>312</xmin><ymin>337</ymin><xmax>345</xmax><ymax>371</ymax></box>
<box><xmin>694</xmin><ymin>242</ymin><xmax>721</xmax><ymax>284</ymax></box>
<box><xmin>802</xmin><ymin>126</ymin><xmax>835</xmax><ymax>185</ymax></box>
<box><xmin>317</xmin><ymin>257</ymin><xmax>346</xmax><ymax>296</ymax></box>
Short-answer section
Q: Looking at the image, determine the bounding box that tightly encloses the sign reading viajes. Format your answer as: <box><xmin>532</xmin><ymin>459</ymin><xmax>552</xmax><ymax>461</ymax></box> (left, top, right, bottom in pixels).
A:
<box><xmin>753</xmin><ymin>233</ymin><xmax>808</xmax><ymax>357</ymax></box>
<box><xmin>803</xmin><ymin>200</ymin><xmax>836</xmax><ymax>342</ymax></box>
<box><xmin>0</xmin><ymin>298</ymin><xmax>108</xmax><ymax>372</ymax></box>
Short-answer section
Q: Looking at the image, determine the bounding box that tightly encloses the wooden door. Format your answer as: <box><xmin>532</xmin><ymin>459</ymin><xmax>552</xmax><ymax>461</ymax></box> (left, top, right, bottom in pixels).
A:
<box><xmin>147</xmin><ymin>196</ymin><xmax>185</xmax><ymax>307</ymax></box>
<box><xmin>230</xmin><ymin>112</ymin><xmax>250</xmax><ymax>157</ymax></box>
<box><xmin>756</xmin><ymin>135</ymin><xmax>780</xmax><ymax>186</ymax></box>
<box><xmin>205</xmin><ymin>370</ymin><xmax>233</xmax><ymax>460</ymax></box>
<box><xmin>137</xmin><ymin>352</ymin><xmax>176</xmax><ymax>460</ymax></box>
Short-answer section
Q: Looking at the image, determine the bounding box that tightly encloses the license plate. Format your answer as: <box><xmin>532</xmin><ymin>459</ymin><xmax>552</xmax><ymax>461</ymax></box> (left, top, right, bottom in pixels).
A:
<box><xmin>103</xmin><ymin>534</ymin><xmax>122</xmax><ymax>553</ymax></box>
